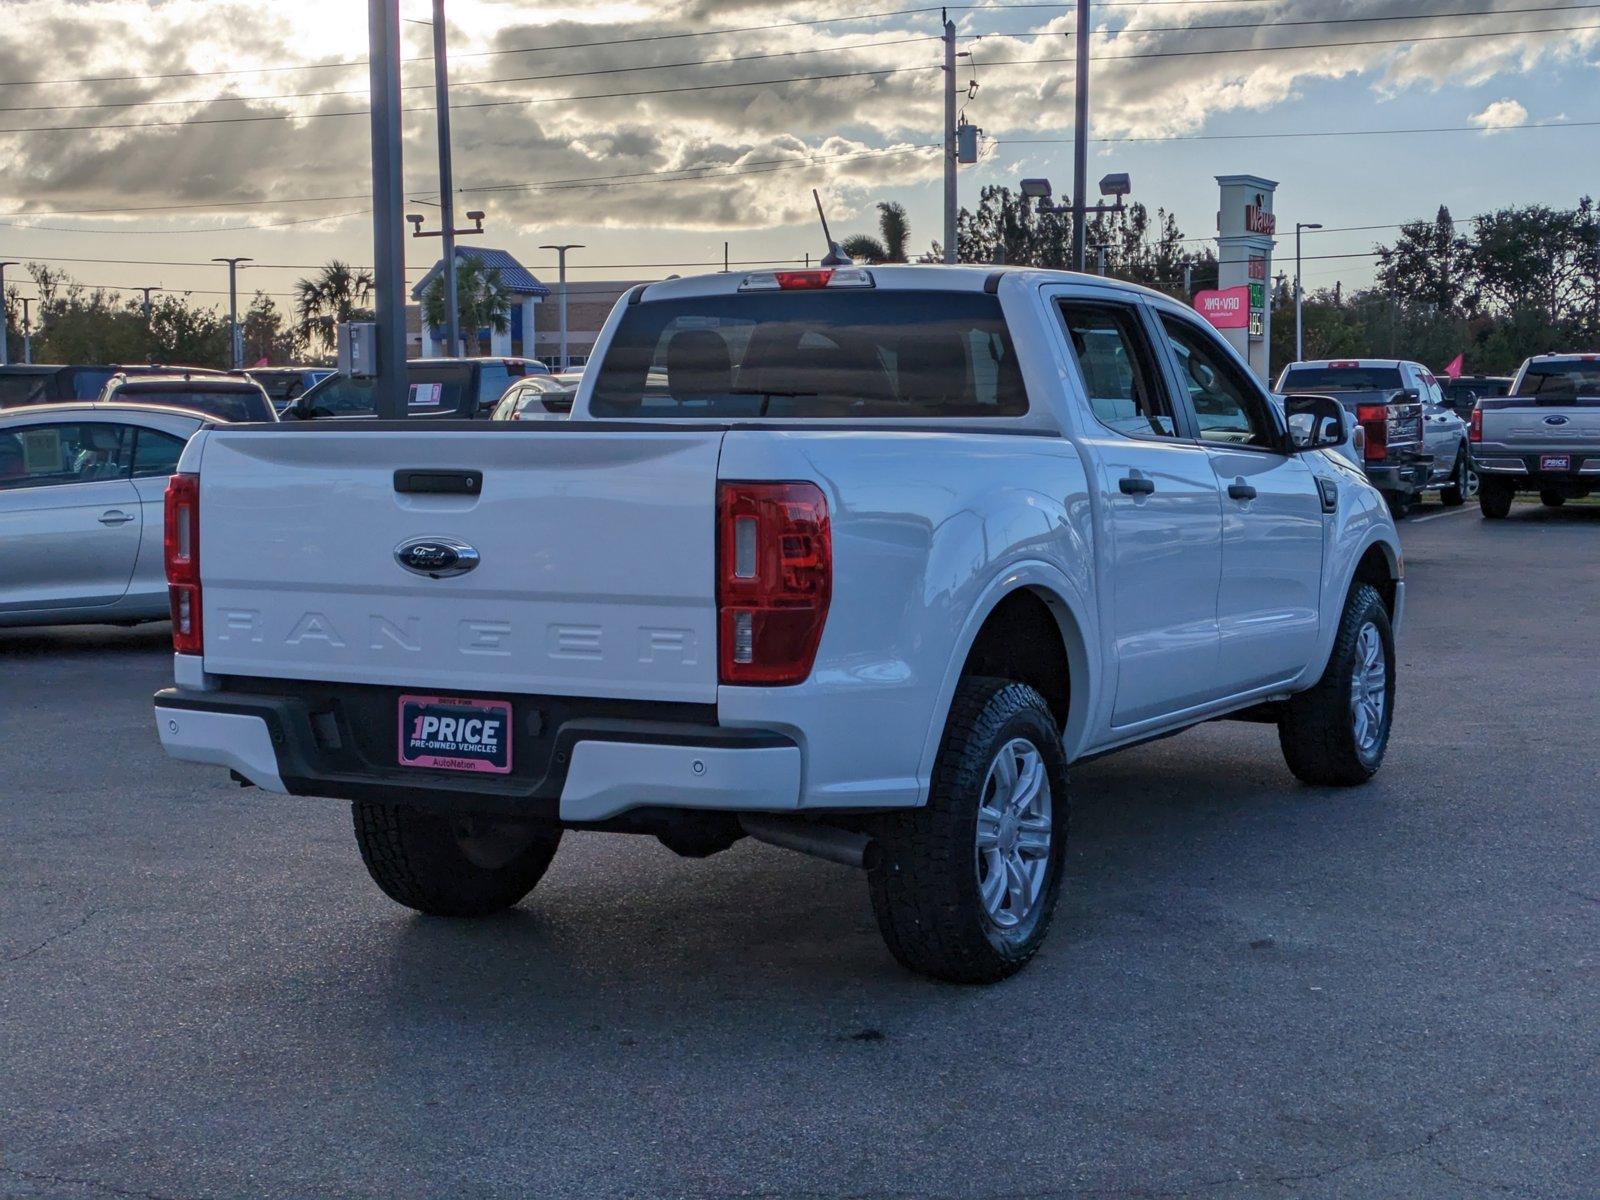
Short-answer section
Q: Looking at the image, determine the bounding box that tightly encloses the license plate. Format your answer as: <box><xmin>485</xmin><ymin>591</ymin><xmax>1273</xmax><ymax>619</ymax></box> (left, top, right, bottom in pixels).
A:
<box><xmin>398</xmin><ymin>695</ymin><xmax>512</xmax><ymax>774</ymax></box>
<box><xmin>1541</xmin><ymin>454</ymin><xmax>1572</xmax><ymax>472</ymax></box>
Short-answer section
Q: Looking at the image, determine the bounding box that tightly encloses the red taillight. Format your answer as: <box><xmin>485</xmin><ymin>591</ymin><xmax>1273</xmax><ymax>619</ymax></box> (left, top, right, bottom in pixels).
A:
<box><xmin>773</xmin><ymin>269</ymin><xmax>833</xmax><ymax>290</ymax></box>
<box><xmin>164</xmin><ymin>473</ymin><xmax>202</xmax><ymax>654</ymax></box>
<box><xmin>1356</xmin><ymin>403</ymin><xmax>1388</xmax><ymax>463</ymax></box>
<box><xmin>717</xmin><ymin>482</ymin><xmax>831</xmax><ymax>685</ymax></box>
<box><xmin>1469</xmin><ymin>407</ymin><xmax>1483</xmax><ymax>443</ymax></box>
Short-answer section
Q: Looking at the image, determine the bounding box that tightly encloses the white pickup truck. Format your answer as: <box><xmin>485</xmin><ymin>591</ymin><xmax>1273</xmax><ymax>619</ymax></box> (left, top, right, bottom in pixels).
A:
<box><xmin>1470</xmin><ymin>353</ymin><xmax>1600</xmax><ymax>517</ymax></box>
<box><xmin>153</xmin><ymin>266</ymin><xmax>1403</xmax><ymax>983</ymax></box>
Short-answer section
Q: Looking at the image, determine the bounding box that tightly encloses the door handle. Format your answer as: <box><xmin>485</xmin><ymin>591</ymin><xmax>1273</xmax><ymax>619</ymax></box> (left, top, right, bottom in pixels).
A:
<box><xmin>1227</xmin><ymin>482</ymin><xmax>1258</xmax><ymax>502</ymax></box>
<box><xmin>1118</xmin><ymin>475</ymin><xmax>1156</xmax><ymax>496</ymax></box>
<box><xmin>98</xmin><ymin>510</ymin><xmax>135</xmax><ymax>526</ymax></box>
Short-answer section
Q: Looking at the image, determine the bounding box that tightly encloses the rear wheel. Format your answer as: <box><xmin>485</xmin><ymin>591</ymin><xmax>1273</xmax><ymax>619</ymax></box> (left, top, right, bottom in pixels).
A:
<box><xmin>352</xmin><ymin>803</ymin><xmax>561</xmax><ymax>917</ymax></box>
<box><xmin>1439</xmin><ymin>454</ymin><xmax>1476</xmax><ymax>507</ymax></box>
<box><xmin>1385</xmin><ymin>492</ymin><xmax>1412</xmax><ymax>520</ymax></box>
<box><xmin>1278</xmin><ymin>584</ymin><xmax>1395</xmax><ymax>787</ymax></box>
<box><xmin>867</xmin><ymin>677</ymin><xmax>1068</xmax><ymax>984</ymax></box>
<box><xmin>1540</xmin><ymin>490</ymin><xmax>1566</xmax><ymax>508</ymax></box>
<box><xmin>1479</xmin><ymin>478</ymin><xmax>1514</xmax><ymax>519</ymax></box>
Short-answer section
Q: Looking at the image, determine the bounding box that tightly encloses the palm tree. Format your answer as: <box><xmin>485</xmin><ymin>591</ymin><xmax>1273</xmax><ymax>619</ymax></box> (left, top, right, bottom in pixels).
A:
<box><xmin>293</xmin><ymin>260</ymin><xmax>374</xmax><ymax>354</ymax></box>
<box><xmin>422</xmin><ymin>254</ymin><xmax>511</xmax><ymax>354</ymax></box>
<box><xmin>842</xmin><ymin>202</ymin><xmax>911</xmax><ymax>264</ymax></box>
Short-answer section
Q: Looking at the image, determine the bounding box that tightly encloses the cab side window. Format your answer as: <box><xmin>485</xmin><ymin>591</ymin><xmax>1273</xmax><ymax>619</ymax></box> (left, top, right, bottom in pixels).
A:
<box><xmin>1058</xmin><ymin>302</ymin><xmax>1178</xmax><ymax>439</ymax></box>
<box><xmin>131</xmin><ymin>428</ymin><xmax>187</xmax><ymax>478</ymax></box>
<box><xmin>1158</xmin><ymin>316</ymin><xmax>1278</xmax><ymax>449</ymax></box>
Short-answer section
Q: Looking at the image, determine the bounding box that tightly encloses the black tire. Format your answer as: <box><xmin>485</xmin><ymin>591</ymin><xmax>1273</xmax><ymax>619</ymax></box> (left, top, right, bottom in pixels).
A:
<box><xmin>1540</xmin><ymin>490</ymin><xmax>1566</xmax><ymax>508</ymax></box>
<box><xmin>352</xmin><ymin>802</ymin><xmax>561</xmax><ymax>917</ymax></box>
<box><xmin>1479</xmin><ymin>478</ymin><xmax>1514</xmax><ymax>519</ymax></box>
<box><xmin>1278</xmin><ymin>583</ymin><xmax>1395</xmax><ymax>787</ymax></box>
<box><xmin>1439</xmin><ymin>454</ymin><xmax>1471</xmax><ymax>507</ymax></box>
<box><xmin>867</xmin><ymin>677</ymin><xmax>1069</xmax><ymax>984</ymax></box>
<box><xmin>1385</xmin><ymin>492</ymin><xmax>1412</xmax><ymax>519</ymax></box>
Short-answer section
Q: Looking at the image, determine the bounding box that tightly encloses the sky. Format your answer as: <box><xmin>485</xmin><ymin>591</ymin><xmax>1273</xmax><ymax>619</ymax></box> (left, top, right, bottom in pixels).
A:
<box><xmin>1</xmin><ymin>0</ymin><xmax>1597</xmax><ymax>319</ymax></box>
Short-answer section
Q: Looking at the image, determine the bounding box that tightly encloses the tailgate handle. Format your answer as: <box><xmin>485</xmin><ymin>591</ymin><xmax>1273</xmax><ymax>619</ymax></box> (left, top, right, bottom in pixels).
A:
<box><xmin>394</xmin><ymin>469</ymin><xmax>482</xmax><ymax>496</ymax></box>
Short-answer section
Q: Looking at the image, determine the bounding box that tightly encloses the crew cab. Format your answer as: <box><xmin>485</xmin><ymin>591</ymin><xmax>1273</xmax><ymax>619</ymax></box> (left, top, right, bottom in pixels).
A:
<box><xmin>1277</xmin><ymin>359</ymin><xmax>1435</xmax><ymax>513</ymax></box>
<box><xmin>152</xmin><ymin>267</ymin><xmax>1403</xmax><ymax>983</ymax></box>
<box><xmin>1471</xmin><ymin>353</ymin><xmax>1600</xmax><ymax>517</ymax></box>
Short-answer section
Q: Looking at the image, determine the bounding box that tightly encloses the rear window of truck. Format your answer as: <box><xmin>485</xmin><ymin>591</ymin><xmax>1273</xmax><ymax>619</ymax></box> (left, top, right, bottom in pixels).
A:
<box><xmin>1515</xmin><ymin>361</ymin><xmax>1600</xmax><ymax>399</ymax></box>
<box><xmin>589</xmin><ymin>290</ymin><xmax>1028</xmax><ymax>419</ymax></box>
<box><xmin>119</xmin><ymin>388</ymin><xmax>274</xmax><ymax>422</ymax></box>
<box><xmin>1279</xmin><ymin>366</ymin><xmax>1403</xmax><ymax>392</ymax></box>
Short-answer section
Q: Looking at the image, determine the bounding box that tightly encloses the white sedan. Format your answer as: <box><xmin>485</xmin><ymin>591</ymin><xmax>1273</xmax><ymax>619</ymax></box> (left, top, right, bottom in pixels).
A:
<box><xmin>0</xmin><ymin>402</ymin><xmax>208</xmax><ymax>628</ymax></box>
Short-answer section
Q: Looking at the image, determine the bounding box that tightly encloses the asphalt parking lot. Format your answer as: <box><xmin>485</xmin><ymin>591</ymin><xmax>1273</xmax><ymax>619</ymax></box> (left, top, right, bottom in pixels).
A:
<box><xmin>2</xmin><ymin>499</ymin><xmax>1596</xmax><ymax>1200</ymax></box>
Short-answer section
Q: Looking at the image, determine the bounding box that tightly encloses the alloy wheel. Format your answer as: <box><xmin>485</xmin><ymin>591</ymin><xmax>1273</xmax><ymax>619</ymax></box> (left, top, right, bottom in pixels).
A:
<box><xmin>1349</xmin><ymin>622</ymin><xmax>1388</xmax><ymax>762</ymax></box>
<box><xmin>974</xmin><ymin>737</ymin><xmax>1053</xmax><ymax>931</ymax></box>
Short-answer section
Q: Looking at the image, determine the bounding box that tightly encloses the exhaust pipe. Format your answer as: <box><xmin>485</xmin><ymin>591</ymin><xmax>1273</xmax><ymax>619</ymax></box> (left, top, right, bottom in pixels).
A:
<box><xmin>739</xmin><ymin>814</ymin><xmax>879</xmax><ymax>870</ymax></box>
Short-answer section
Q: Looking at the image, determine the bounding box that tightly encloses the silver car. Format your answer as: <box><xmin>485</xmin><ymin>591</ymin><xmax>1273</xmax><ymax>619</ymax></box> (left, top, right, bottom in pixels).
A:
<box><xmin>0</xmin><ymin>403</ymin><xmax>208</xmax><ymax>628</ymax></box>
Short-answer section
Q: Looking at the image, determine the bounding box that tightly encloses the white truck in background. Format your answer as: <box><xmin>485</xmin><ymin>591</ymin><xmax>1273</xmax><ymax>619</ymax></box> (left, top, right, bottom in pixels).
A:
<box><xmin>154</xmin><ymin>266</ymin><xmax>1403</xmax><ymax>983</ymax></box>
<box><xmin>1471</xmin><ymin>353</ymin><xmax>1600</xmax><ymax>517</ymax></box>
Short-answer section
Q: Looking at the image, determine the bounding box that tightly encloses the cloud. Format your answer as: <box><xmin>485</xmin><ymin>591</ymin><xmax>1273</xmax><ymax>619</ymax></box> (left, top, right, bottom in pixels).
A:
<box><xmin>0</xmin><ymin>0</ymin><xmax>1596</xmax><ymax>234</ymax></box>
<box><xmin>1469</xmin><ymin>98</ymin><xmax>1530</xmax><ymax>129</ymax></box>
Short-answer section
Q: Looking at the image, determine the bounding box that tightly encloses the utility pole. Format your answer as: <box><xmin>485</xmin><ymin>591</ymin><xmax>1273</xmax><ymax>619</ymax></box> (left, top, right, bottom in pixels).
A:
<box><xmin>1295</xmin><ymin>221</ymin><xmax>1321</xmax><ymax>362</ymax></box>
<box><xmin>368</xmin><ymin>0</ymin><xmax>408</xmax><ymax>418</ymax></box>
<box><xmin>1096</xmin><ymin>245</ymin><xmax>1106</xmax><ymax>276</ymax></box>
<box><xmin>0</xmin><ymin>261</ymin><xmax>15</xmax><ymax>367</ymax></box>
<box><xmin>539</xmin><ymin>244</ymin><xmax>584</xmax><ymax>371</ymax></box>
<box><xmin>137</xmin><ymin>286</ymin><xmax>162</xmax><ymax>323</ymax></box>
<box><xmin>430</xmin><ymin>0</ymin><xmax>461</xmax><ymax>358</ymax></box>
<box><xmin>1071</xmin><ymin>0</ymin><xmax>1090</xmax><ymax>271</ymax></box>
<box><xmin>211</xmin><ymin>258</ymin><xmax>251</xmax><ymax>368</ymax></box>
<box><xmin>1182</xmin><ymin>263</ymin><xmax>1192</xmax><ymax>296</ymax></box>
<box><xmin>19</xmin><ymin>297</ymin><xmax>32</xmax><ymax>364</ymax></box>
<box><xmin>942</xmin><ymin>14</ymin><xmax>957</xmax><ymax>264</ymax></box>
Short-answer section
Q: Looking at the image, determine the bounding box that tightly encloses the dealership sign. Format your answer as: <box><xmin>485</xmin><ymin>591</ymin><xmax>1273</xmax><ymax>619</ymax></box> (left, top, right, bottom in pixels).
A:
<box><xmin>1192</xmin><ymin>286</ymin><xmax>1251</xmax><ymax>330</ymax></box>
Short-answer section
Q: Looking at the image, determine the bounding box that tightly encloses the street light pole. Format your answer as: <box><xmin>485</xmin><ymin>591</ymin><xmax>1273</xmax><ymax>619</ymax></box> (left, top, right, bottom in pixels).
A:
<box><xmin>0</xmin><ymin>261</ymin><xmax>16</xmax><ymax>367</ymax></box>
<box><xmin>367</xmin><ymin>0</ymin><xmax>409</xmax><ymax>420</ymax></box>
<box><xmin>211</xmin><ymin>257</ymin><xmax>251</xmax><ymax>368</ymax></box>
<box><xmin>137</xmin><ymin>286</ymin><xmax>162</xmax><ymax>323</ymax></box>
<box><xmin>430</xmin><ymin>0</ymin><xmax>461</xmax><ymax>358</ymax></box>
<box><xmin>1071</xmin><ymin>0</ymin><xmax>1090</xmax><ymax>271</ymax></box>
<box><xmin>1295</xmin><ymin>221</ymin><xmax>1322</xmax><ymax>362</ymax></box>
<box><xmin>539</xmin><ymin>244</ymin><xmax>584</xmax><ymax>371</ymax></box>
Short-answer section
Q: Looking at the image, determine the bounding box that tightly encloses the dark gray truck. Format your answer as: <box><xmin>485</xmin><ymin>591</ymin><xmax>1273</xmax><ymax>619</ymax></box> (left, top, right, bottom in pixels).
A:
<box><xmin>1471</xmin><ymin>354</ymin><xmax>1600</xmax><ymax>518</ymax></box>
<box><xmin>1276</xmin><ymin>359</ymin><xmax>1431</xmax><ymax>514</ymax></box>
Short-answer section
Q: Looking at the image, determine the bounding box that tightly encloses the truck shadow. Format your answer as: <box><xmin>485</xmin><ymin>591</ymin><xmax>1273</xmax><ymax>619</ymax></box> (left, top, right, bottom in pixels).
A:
<box><xmin>0</xmin><ymin>621</ymin><xmax>171</xmax><ymax>659</ymax></box>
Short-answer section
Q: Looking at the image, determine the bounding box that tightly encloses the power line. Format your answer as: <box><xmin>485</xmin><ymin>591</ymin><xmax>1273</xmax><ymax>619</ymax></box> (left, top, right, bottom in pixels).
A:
<box><xmin>16</xmin><ymin>3</ymin><xmax>1595</xmax><ymax>118</ymax></box>
<box><xmin>997</xmin><ymin>115</ymin><xmax>1600</xmax><ymax>145</ymax></box>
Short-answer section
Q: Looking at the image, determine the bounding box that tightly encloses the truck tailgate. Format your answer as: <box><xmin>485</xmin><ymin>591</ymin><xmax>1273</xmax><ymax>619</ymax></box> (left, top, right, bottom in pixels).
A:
<box><xmin>1481</xmin><ymin>400</ymin><xmax>1600</xmax><ymax>448</ymax></box>
<box><xmin>195</xmin><ymin>427</ymin><xmax>723</xmax><ymax>702</ymax></box>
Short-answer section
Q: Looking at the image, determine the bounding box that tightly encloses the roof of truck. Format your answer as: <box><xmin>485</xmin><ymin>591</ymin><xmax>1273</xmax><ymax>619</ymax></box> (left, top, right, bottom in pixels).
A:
<box><xmin>632</xmin><ymin>264</ymin><xmax>1184</xmax><ymax>306</ymax></box>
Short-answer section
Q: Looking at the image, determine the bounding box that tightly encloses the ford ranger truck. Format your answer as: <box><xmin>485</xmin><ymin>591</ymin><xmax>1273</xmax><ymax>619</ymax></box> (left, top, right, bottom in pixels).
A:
<box><xmin>153</xmin><ymin>267</ymin><xmax>1403</xmax><ymax>984</ymax></box>
<box><xmin>1470</xmin><ymin>353</ymin><xmax>1600</xmax><ymax>518</ymax></box>
<box><xmin>1276</xmin><ymin>359</ymin><xmax>1432</xmax><ymax>514</ymax></box>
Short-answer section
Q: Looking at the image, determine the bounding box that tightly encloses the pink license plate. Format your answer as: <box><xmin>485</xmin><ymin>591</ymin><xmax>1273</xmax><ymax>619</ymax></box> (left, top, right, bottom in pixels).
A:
<box><xmin>398</xmin><ymin>695</ymin><xmax>513</xmax><ymax>774</ymax></box>
<box><xmin>1541</xmin><ymin>454</ymin><xmax>1572</xmax><ymax>472</ymax></box>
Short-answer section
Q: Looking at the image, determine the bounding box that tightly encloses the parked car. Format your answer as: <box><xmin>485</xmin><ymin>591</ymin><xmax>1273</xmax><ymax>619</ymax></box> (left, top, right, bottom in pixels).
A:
<box><xmin>489</xmin><ymin>374</ymin><xmax>576</xmax><ymax>421</ymax></box>
<box><xmin>1440</xmin><ymin>374</ymin><xmax>1511</xmax><ymax>417</ymax></box>
<box><xmin>153</xmin><ymin>266</ymin><xmax>1401</xmax><ymax>984</ymax></box>
<box><xmin>0</xmin><ymin>403</ymin><xmax>210</xmax><ymax>628</ymax></box>
<box><xmin>238</xmin><ymin>367</ymin><xmax>335</xmax><ymax>413</ymax></box>
<box><xmin>1276</xmin><ymin>359</ymin><xmax>1433</xmax><ymax>514</ymax></box>
<box><xmin>98</xmin><ymin>372</ymin><xmax>276</xmax><ymax>423</ymax></box>
<box><xmin>0</xmin><ymin>363</ymin><xmax>226</xmax><ymax>409</ymax></box>
<box><xmin>286</xmin><ymin>357</ymin><xmax>550</xmax><ymax>420</ymax></box>
<box><xmin>1471</xmin><ymin>352</ymin><xmax>1600</xmax><ymax>517</ymax></box>
<box><xmin>1420</xmin><ymin>400</ymin><xmax>1476</xmax><ymax>507</ymax></box>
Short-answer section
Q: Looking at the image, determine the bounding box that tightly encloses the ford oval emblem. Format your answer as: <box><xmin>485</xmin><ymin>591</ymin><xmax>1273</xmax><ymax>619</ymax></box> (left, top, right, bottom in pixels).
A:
<box><xmin>394</xmin><ymin>536</ymin><xmax>480</xmax><ymax>578</ymax></box>
<box><xmin>1544</xmin><ymin>414</ymin><xmax>1570</xmax><ymax>426</ymax></box>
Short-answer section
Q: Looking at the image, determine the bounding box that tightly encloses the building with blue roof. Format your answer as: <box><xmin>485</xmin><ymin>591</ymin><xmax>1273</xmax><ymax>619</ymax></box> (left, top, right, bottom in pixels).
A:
<box><xmin>410</xmin><ymin>247</ymin><xmax>550</xmax><ymax>359</ymax></box>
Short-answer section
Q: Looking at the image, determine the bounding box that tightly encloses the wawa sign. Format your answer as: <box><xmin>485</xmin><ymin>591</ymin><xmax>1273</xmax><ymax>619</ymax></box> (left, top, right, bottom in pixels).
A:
<box><xmin>1192</xmin><ymin>285</ymin><xmax>1251</xmax><ymax>330</ymax></box>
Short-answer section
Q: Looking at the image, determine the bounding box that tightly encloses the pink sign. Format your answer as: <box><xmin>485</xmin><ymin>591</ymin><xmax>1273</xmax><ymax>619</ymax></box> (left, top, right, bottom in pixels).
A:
<box><xmin>1193</xmin><ymin>286</ymin><xmax>1251</xmax><ymax>330</ymax></box>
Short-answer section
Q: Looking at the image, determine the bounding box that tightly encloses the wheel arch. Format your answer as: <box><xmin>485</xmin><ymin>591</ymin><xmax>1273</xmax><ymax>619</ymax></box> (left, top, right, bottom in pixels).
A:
<box><xmin>915</xmin><ymin>563</ymin><xmax>1097</xmax><ymax>793</ymax></box>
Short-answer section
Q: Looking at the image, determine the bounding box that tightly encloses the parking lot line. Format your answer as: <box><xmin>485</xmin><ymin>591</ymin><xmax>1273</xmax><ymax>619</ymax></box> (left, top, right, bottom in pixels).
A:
<box><xmin>1409</xmin><ymin>506</ymin><xmax>1478</xmax><ymax>524</ymax></box>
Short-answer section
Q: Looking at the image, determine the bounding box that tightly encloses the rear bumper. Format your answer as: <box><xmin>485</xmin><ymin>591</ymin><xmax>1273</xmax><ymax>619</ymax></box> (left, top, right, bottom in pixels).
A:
<box><xmin>1470</xmin><ymin>447</ymin><xmax>1600</xmax><ymax>479</ymax></box>
<box><xmin>153</xmin><ymin>685</ymin><xmax>802</xmax><ymax>823</ymax></box>
<box><xmin>1364</xmin><ymin>454</ymin><xmax>1430</xmax><ymax>496</ymax></box>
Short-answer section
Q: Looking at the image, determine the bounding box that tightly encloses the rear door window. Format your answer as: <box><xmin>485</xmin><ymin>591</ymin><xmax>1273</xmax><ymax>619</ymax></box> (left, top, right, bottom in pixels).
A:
<box><xmin>1057</xmin><ymin>301</ymin><xmax>1178</xmax><ymax>438</ymax></box>
<box><xmin>0</xmin><ymin>422</ymin><xmax>131</xmax><ymax>489</ymax></box>
<box><xmin>590</xmin><ymin>289</ymin><xmax>1028</xmax><ymax>419</ymax></box>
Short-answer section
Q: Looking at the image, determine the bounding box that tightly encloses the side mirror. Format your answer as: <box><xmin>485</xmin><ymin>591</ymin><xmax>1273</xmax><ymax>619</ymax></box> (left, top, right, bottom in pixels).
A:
<box><xmin>1401</xmin><ymin>388</ymin><xmax>1420</xmax><ymax>401</ymax></box>
<box><xmin>1284</xmin><ymin>394</ymin><xmax>1347</xmax><ymax>452</ymax></box>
